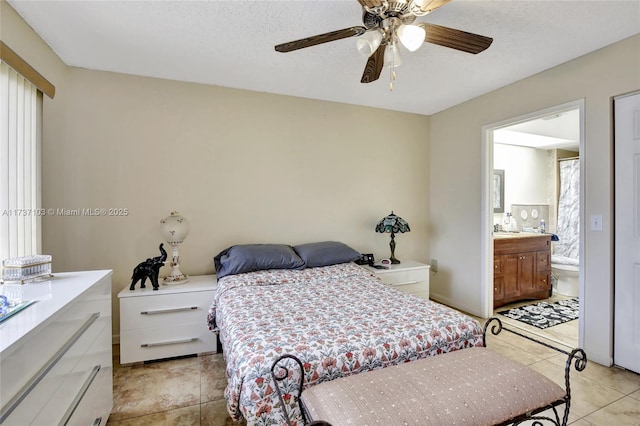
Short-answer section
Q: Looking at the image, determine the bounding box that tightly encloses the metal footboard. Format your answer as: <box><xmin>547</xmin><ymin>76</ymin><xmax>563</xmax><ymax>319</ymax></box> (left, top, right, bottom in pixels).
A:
<box><xmin>483</xmin><ymin>317</ymin><xmax>587</xmax><ymax>426</ymax></box>
<box><xmin>270</xmin><ymin>354</ymin><xmax>307</xmax><ymax>426</ymax></box>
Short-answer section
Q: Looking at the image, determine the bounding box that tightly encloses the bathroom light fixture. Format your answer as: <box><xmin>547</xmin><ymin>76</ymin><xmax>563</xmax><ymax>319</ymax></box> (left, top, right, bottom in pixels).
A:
<box><xmin>375</xmin><ymin>211</ymin><xmax>411</xmax><ymax>264</ymax></box>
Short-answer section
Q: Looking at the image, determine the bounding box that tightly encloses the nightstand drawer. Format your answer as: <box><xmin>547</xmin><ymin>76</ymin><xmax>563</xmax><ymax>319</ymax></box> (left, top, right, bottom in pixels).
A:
<box><xmin>362</xmin><ymin>261</ymin><xmax>430</xmax><ymax>300</ymax></box>
<box><xmin>120</xmin><ymin>289</ymin><xmax>214</xmax><ymax>331</ymax></box>
<box><xmin>120</xmin><ymin>323</ymin><xmax>218</xmax><ymax>364</ymax></box>
<box><xmin>392</xmin><ymin>282</ymin><xmax>430</xmax><ymax>300</ymax></box>
<box><xmin>376</xmin><ymin>268</ymin><xmax>429</xmax><ymax>286</ymax></box>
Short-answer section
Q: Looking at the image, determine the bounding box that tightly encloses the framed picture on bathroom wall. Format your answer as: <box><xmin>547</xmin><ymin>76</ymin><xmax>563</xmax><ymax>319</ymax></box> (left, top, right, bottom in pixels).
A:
<box><xmin>493</xmin><ymin>169</ymin><xmax>505</xmax><ymax>213</ymax></box>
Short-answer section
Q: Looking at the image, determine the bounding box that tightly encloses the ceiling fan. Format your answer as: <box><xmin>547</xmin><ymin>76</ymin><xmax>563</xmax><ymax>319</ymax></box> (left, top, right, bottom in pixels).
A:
<box><xmin>274</xmin><ymin>0</ymin><xmax>493</xmax><ymax>88</ymax></box>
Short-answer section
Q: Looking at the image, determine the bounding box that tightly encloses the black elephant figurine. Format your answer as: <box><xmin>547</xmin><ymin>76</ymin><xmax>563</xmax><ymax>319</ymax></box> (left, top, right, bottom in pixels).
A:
<box><xmin>130</xmin><ymin>243</ymin><xmax>168</xmax><ymax>291</ymax></box>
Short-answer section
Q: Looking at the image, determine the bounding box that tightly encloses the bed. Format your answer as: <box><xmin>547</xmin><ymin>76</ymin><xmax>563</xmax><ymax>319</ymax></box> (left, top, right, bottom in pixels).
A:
<box><xmin>207</xmin><ymin>242</ymin><xmax>484</xmax><ymax>425</ymax></box>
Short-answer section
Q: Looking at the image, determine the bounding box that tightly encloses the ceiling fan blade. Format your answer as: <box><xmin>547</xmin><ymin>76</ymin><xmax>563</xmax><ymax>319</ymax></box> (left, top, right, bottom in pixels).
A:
<box><xmin>416</xmin><ymin>0</ymin><xmax>452</xmax><ymax>14</ymax></box>
<box><xmin>361</xmin><ymin>44</ymin><xmax>385</xmax><ymax>83</ymax></box>
<box><xmin>420</xmin><ymin>23</ymin><xmax>493</xmax><ymax>54</ymax></box>
<box><xmin>275</xmin><ymin>26</ymin><xmax>367</xmax><ymax>53</ymax></box>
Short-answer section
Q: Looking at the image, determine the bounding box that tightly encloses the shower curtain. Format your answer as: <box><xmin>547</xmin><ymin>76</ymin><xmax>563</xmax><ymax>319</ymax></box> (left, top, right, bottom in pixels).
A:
<box><xmin>555</xmin><ymin>158</ymin><xmax>580</xmax><ymax>259</ymax></box>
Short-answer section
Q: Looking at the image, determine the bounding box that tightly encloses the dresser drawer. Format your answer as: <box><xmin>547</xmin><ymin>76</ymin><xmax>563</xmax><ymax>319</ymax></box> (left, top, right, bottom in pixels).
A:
<box><xmin>1</xmin><ymin>308</ymin><xmax>110</xmax><ymax>425</ymax></box>
<box><xmin>120</xmin><ymin>289</ymin><xmax>214</xmax><ymax>331</ymax></box>
<box><xmin>32</xmin><ymin>322</ymin><xmax>112</xmax><ymax>426</ymax></box>
<box><xmin>120</xmin><ymin>322</ymin><xmax>218</xmax><ymax>364</ymax></box>
<box><xmin>376</xmin><ymin>268</ymin><xmax>429</xmax><ymax>287</ymax></box>
<box><xmin>61</xmin><ymin>364</ymin><xmax>112</xmax><ymax>426</ymax></box>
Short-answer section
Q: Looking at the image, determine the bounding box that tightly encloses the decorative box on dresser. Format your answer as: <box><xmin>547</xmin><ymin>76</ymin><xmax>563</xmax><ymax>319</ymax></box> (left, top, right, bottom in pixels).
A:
<box><xmin>118</xmin><ymin>275</ymin><xmax>218</xmax><ymax>365</ymax></box>
<box><xmin>361</xmin><ymin>260</ymin><xmax>430</xmax><ymax>300</ymax></box>
<box><xmin>493</xmin><ymin>233</ymin><xmax>551</xmax><ymax>308</ymax></box>
<box><xmin>0</xmin><ymin>270</ymin><xmax>113</xmax><ymax>426</ymax></box>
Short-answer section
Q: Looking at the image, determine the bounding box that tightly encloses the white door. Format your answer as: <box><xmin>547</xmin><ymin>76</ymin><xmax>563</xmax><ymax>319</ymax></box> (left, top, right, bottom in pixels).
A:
<box><xmin>614</xmin><ymin>92</ymin><xmax>640</xmax><ymax>373</ymax></box>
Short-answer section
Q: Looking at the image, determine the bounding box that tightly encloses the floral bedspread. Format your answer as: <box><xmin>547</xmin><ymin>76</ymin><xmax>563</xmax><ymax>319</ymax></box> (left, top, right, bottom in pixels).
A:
<box><xmin>207</xmin><ymin>263</ymin><xmax>483</xmax><ymax>425</ymax></box>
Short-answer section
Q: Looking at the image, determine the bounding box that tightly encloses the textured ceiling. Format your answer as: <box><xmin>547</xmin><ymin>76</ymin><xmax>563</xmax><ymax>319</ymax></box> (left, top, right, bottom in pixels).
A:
<box><xmin>7</xmin><ymin>0</ymin><xmax>640</xmax><ymax>115</ymax></box>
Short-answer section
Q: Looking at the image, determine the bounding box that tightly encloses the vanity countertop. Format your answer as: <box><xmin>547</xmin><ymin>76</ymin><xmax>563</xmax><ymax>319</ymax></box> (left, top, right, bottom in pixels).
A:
<box><xmin>493</xmin><ymin>232</ymin><xmax>548</xmax><ymax>240</ymax></box>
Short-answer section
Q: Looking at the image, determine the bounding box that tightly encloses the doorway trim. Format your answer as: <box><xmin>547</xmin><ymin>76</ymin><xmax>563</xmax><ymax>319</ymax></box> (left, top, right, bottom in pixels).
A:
<box><xmin>480</xmin><ymin>99</ymin><xmax>585</xmax><ymax>346</ymax></box>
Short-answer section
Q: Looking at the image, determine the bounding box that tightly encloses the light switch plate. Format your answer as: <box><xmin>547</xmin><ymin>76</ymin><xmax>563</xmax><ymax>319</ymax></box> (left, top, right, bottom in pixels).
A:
<box><xmin>590</xmin><ymin>214</ymin><xmax>603</xmax><ymax>231</ymax></box>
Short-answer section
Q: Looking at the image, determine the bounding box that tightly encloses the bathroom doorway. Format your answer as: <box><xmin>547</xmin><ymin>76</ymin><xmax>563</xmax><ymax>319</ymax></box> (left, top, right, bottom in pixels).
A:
<box><xmin>482</xmin><ymin>100</ymin><xmax>584</xmax><ymax>349</ymax></box>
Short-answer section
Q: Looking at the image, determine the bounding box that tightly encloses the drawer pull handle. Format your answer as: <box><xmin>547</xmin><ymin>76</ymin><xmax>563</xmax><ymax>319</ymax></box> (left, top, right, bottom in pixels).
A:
<box><xmin>93</xmin><ymin>417</ymin><xmax>103</xmax><ymax>426</ymax></box>
<box><xmin>0</xmin><ymin>312</ymin><xmax>100</xmax><ymax>423</ymax></box>
<box><xmin>141</xmin><ymin>306</ymin><xmax>198</xmax><ymax>315</ymax></box>
<box><xmin>392</xmin><ymin>280</ymin><xmax>419</xmax><ymax>286</ymax></box>
<box><xmin>60</xmin><ymin>365</ymin><xmax>102</xmax><ymax>426</ymax></box>
<box><xmin>141</xmin><ymin>337</ymin><xmax>199</xmax><ymax>348</ymax></box>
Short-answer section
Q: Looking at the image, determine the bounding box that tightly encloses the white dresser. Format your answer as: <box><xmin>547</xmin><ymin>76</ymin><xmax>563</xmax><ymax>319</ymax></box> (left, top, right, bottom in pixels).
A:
<box><xmin>362</xmin><ymin>260</ymin><xmax>431</xmax><ymax>300</ymax></box>
<box><xmin>0</xmin><ymin>270</ymin><xmax>113</xmax><ymax>426</ymax></box>
<box><xmin>118</xmin><ymin>275</ymin><xmax>218</xmax><ymax>364</ymax></box>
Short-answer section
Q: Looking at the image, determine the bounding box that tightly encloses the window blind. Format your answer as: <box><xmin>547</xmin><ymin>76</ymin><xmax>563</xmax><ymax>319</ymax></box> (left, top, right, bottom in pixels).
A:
<box><xmin>0</xmin><ymin>61</ymin><xmax>42</xmax><ymax>261</ymax></box>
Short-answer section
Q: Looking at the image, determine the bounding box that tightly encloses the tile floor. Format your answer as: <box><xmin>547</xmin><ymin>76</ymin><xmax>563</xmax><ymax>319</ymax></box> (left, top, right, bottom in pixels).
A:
<box><xmin>107</xmin><ymin>307</ymin><xmax>640</xmax><ymax>425</ymax></box>
<box><xmin>107</xmin><ymin>348</ymin><xmax>234</xmax><ymax>425</ymax></box>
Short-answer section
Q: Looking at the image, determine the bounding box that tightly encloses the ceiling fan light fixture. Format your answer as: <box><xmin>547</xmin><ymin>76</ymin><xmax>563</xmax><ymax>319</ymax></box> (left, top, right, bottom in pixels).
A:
<box><xmin>356</xmin><ymin>30</ymin><xmax>383</xmax><ymax>57</ymax></box>
<box><xmin>384</xmin><ymin>43</ymin><xmax>402</xmax><ymax>68</ymax></box>
<box><xmin>397</xmin><ymin>24</ymin><xmax>426</xmax><ymax>52</ymax></box>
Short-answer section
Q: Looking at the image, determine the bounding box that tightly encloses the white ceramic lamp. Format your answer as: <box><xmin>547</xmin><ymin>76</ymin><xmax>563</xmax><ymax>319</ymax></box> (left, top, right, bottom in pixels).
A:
<box><xmin>161</xmin><ymin>211</ymin><xmax>190</xmax><ymax>284</ymax></box>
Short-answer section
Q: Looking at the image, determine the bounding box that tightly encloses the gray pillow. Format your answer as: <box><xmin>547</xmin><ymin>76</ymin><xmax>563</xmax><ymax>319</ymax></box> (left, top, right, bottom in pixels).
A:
<box><xmin>293</xmin><ymin>241</ymin><xmax>361</xmax><ymax>268</ymax></box>
<box><xmin>214</xmin><ymin>244</ymin><xmax>305</xmax><ymax>279</ymax></box>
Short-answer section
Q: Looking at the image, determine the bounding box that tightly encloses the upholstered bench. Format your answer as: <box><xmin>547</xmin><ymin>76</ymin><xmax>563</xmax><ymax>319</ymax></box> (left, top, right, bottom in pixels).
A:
<box><xmin>272</xmin><ymin>318</ymin><xmax>586</xmax><ymax>426</ymax></box>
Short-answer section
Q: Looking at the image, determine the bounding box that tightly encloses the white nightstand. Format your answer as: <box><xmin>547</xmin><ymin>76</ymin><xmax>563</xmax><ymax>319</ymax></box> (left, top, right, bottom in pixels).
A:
<box><xmin>362</xmin><ymin>260</ymin><xmax>430</xmax><ymax>300</ymax></box>
<box><xmin>118</xmin><ymin>275</ymin><xmax>218</xmax><ymax>364</ymax></box>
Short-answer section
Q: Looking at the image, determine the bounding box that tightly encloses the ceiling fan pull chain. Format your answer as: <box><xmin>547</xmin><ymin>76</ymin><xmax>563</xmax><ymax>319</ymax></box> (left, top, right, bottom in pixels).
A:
<box><xmin>389</xmin><ymin>69</ymin><xmax>397</xmax><ymax>91</ymax></box>
<box><xmin>389</xmin><ymin>53</ymin><xmax>397</xmax><ymax>91</ymax></box>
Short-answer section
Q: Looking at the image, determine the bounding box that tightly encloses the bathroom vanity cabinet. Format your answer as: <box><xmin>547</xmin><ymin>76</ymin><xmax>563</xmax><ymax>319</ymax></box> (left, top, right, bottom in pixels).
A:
<box><xmin>493</xmin><ymin>234</ymin><xmax>551</xmax><ymax>308</ymax></box>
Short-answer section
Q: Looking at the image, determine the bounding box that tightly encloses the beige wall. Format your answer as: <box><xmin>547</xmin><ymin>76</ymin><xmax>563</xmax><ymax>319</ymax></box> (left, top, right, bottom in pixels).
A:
<box><xmin>429</xmin><ymin>33</ymin><xmax>640</xmax><ymax>366</ymax></box>
<box><xmin>44</xmin><ymin>70</ymin><xmax>431</xmax><ymax>334</ymax></box>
